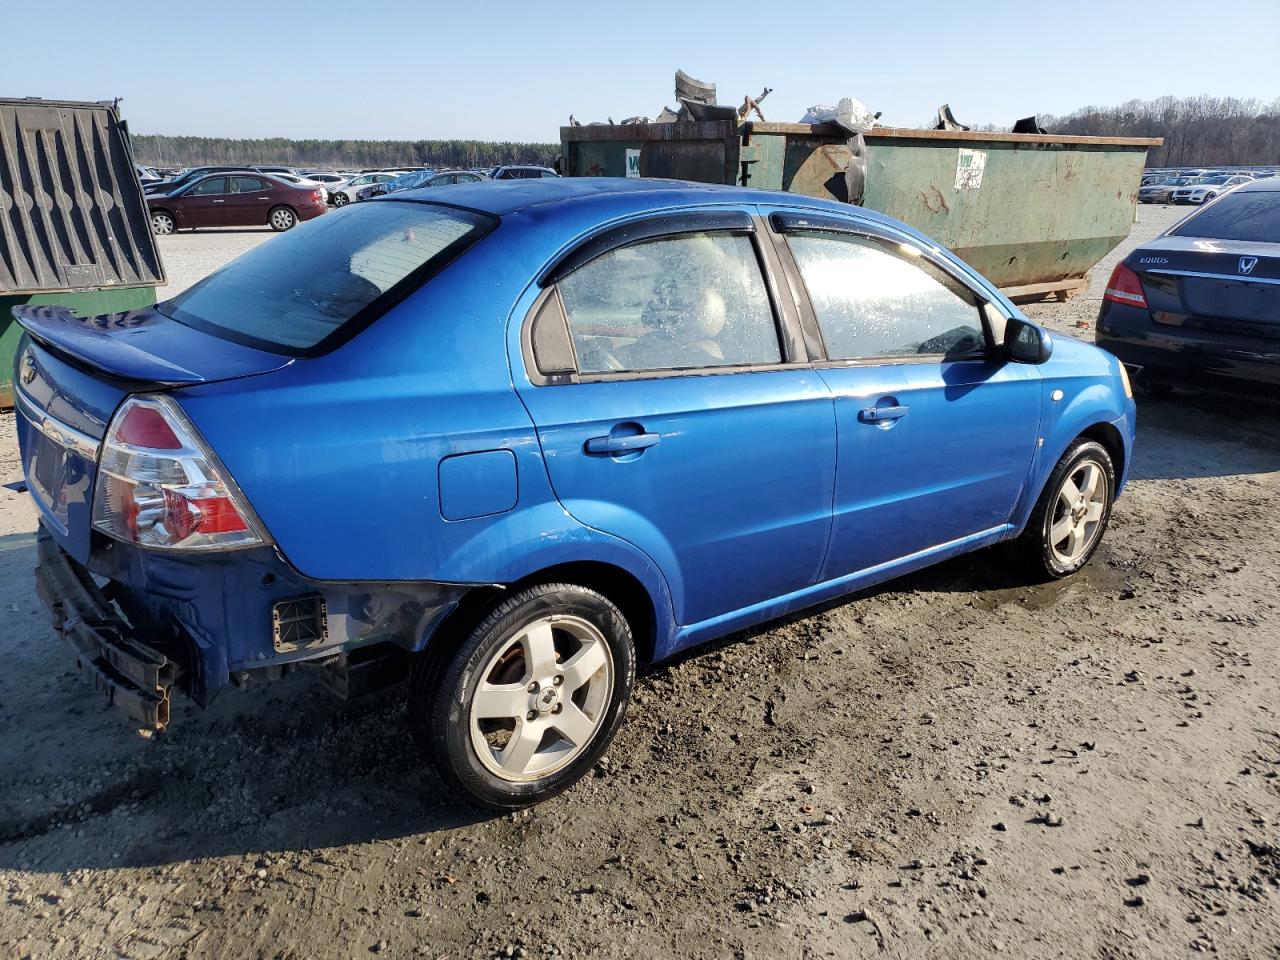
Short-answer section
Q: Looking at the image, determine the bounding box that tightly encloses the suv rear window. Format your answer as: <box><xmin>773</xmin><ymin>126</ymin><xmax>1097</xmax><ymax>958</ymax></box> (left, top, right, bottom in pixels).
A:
<box><xmin>1170</xmin><ymin>190</ymin><xmax>1280</xmax><ymax>243</ymax></box>
<box><xmin>157</xmin><ymin>201</ymin><xmax>494</xmax><ymax>354</ymax></box>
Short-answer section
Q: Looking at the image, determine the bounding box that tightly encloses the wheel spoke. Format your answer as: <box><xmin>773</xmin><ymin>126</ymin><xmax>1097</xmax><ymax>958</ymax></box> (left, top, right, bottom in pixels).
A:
<box><xmin>1079</xmin><ymin>463</ymin><xmax>1101</xmax><ymax>500</ymax></box>
<box><xmin>1049</xmin><ymin>516</ymin><xmax>1074</xmax><ymax>545</ymax></box>
<box><xmin>559</xmin><ymin>639</ymin><xmax>606</xmax><ymax>693</ymax></box>
<box><xmin>499</xmin><ymin>719</ymin><xmax>542</xmax><ymax>774</ymax></box>
<box><xmin>552</xmin><ymin>702</ymin><xmax>596</xmax><ymax>747</ymax></box>
<box><xmin>1085</xmin><ymin>500</ymin><xmax>1105</xmax><ymax>522</ymax></box>
<box><xmin>472</xmin><ymin>682</ymin><xmax>527</xmax><ymax>720</ymax></box>
<box><xmin>521</xmin><ymin>621</ymin><xmax>559</xmax><ymax>677</ymax></box>
<box><xmin>1067</xmin><ymin>524</ymin><xmax>1086</xmax><ymax>558</ymax></box>
<box><xmin>1060</xmin><ymin>477</ymin><xmax>1081</xmax><ymax>505</ymax></box>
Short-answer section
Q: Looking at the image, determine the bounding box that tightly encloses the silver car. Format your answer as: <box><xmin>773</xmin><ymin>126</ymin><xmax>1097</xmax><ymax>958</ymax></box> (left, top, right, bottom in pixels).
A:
<box><xmin>1139</xmin><ymin>176</ymin><xmax>1201</xmax><ymax>204</ymax></box>
<box><xmin>1171</xmin><ymin>174</ymin><xmax>1253</xmax><ymax>205</ymax></box>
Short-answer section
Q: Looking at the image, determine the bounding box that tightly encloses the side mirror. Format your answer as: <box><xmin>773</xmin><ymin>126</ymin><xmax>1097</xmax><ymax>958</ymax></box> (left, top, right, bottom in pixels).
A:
<box><xmin>1004</xmin><ymin>317</ymin><xmax>1053</xmax><ymax>364</ymax></box>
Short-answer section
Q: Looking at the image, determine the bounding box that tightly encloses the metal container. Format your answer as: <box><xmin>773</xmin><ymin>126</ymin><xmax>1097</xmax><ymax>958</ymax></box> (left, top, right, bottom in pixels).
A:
<box><xmin>560</xmin><ymin>121</ymin><xmax>1161</xmax><ymax>301</ymax></box>
<box><xmin>1</xmin><ymin>97</ymin><xmax>165</xmax><ymax>405</ymax></box>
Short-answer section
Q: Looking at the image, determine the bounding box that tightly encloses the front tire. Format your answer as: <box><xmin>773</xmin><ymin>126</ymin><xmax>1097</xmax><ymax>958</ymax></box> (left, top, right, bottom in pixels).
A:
<box><xmin>151</xmin><ymin>211</ymin><xmax>175</xmax><ymax>235</ymax></box>
<box><xmin>268</xmin><ymin>205</ymin><xmax>297</xmax><ymax>231</ymax></box>
<box><xmin>1008</xmin><ymin>439</ymin><xmax>1115</xmax><ymax>580</ymax></box>
<box><xmin>332</xmin><ymin>192</ymin><xmax>350</xmax><ymax>206</ymax></box>
<box><xmin>410</xmin><ymin>583</ymin><xmax>636</xmax><ymax>809</ymax></box>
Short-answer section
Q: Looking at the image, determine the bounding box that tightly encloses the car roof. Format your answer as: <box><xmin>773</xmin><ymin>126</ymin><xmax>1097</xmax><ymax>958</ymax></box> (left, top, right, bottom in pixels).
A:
<box><xmin>1232</xmin><ymin>178</ymin><xmax>1280</xmax><ymax>194</ymax></box>
<box><xmin>389</xmin><ymin>176</ymin><xmax>880</xmax><ymax>221</ymax></box>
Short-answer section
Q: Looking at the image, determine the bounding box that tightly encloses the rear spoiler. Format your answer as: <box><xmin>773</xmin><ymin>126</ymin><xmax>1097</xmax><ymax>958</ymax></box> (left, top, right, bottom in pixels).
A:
<box><xmin>11</xmin><ymin>304</ymin><xmax>291</xmax><ymax>385</ymax></box>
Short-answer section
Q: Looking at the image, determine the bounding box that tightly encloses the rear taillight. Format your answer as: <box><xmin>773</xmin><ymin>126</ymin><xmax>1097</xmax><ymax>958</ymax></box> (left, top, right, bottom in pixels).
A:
<box><xmin>312</xmin><ymin>189</ymin><xmax>323</xmax><ymax>202</ymax></box>
<box><xmin>92</xmin><ymin>396</ymin><xmax>266</xmax><ymax>550</ymax></box>
<box><xmin>1104</xmin><ymin>263</ymin><xmax>1148</xmax><ymax>308</ymax></box>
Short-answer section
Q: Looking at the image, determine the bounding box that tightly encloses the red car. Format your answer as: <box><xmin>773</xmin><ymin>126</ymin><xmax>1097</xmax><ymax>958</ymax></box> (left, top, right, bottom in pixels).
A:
<box><xmin>147</xmin><ymin>172</ymin><xmax>326</xmax><ymax>234</ymax></box>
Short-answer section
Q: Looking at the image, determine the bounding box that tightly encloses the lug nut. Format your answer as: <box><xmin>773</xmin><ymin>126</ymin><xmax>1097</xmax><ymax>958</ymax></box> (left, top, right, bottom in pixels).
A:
<box><xmin>552</xmin><ymin>703</ymin><xmax>563</xmax><ymax>714</ymax></box>
<box><xmin>528</xmin><ymin>681</ymin><xmax>539</xmax><ymax>693</ymax></box>
<box><xmin>526</xmin><ymin>711</ymin><xmax>537</xmax><ymax>721</ymax></box>
<box><xmin>553</xmin><ymin>675</ymin><xmax>563</xmax><ymax>686</ymax></box>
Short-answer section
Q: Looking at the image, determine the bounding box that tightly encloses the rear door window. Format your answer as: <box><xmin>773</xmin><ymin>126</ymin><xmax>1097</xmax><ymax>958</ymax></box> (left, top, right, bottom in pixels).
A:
<box><xmin>188</xmin><ymin>177</ymin><xmax>227</xmax><ymax>196</ymax></box>
<box><xmin>556</xmin><ymin>232</ymin><xmax>782</xmax><ymax>374</ymax></box>
<box><xmin>1170</xmin><ymin>190</ymin><xmax>1280</xmax><ymax>243</ymax></box>
<box><xmin>158</xmin><ymin>202</ymin><xmax>494</xmax><ymax>354</ymax></box>
<box><xmin>230</xmin><ymin>177</ymin><xmax>266</xmax><ymax>193</ymax></box>
<box><xmin>787</xmin><ymin>231</ymin><xmax>987</xmax><ymax>360</ymax></box>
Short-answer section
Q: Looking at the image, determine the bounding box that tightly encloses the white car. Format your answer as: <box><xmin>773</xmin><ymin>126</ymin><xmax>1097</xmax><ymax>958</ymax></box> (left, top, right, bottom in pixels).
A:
<box><xmin>1171</xmin><ymin>174</ymin><xmax>1253</xmax><ymax>205</ymax></box>
<box><xmin>330</xmin><ymin>172</ymin><xmax>400</xmax><ymax>205</ymax></box>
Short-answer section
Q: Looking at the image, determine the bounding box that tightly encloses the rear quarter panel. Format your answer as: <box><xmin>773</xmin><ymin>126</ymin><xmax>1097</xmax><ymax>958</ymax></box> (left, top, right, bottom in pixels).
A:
<box><xmin>172</xmin><ymin>223</ymin><xmax>676</xmax><ymax>638</ymax></box>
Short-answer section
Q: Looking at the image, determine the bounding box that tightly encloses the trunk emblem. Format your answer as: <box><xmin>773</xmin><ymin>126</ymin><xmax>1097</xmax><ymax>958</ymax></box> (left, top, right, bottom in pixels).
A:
<box><xmin>19</xmin><ymin>351</ymin><xmax>36</xmax><ymax>385</ymax></box>
<box><xmin>1239</xmin><ymin>256</ymin><xmax>1259</xmax><ymax>275</ymax></box>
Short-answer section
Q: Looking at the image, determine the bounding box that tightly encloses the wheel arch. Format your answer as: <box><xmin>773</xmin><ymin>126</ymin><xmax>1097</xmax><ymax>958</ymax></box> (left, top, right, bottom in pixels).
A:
<box><xmin>418</xmin><ymin>559</ymin><xmax>663</xmax><ymax>681</ymax></box>
<box><xmin>1079</xmin><ymin>420</ymin><xmax>1126</xmax><ymax>485</ymax></box>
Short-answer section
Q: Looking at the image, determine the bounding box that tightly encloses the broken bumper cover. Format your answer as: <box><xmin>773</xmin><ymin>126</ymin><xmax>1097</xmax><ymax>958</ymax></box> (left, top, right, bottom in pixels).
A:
<box><xmin>35</xmin><ymin>528</ymin><xmax>175</xmax><ymax>732</ymax></box>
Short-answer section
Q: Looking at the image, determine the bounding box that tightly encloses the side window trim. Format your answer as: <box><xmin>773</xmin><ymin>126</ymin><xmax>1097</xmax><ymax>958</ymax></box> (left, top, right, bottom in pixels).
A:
<box><xmin>524</xmin><ymin>218</ymin><xmax>808</xmax><ymax>385</ymax></box>
<box><xmin>768</xmin><ymin>213</ymin><xmax>998</xmax><ymax>365</ymax></box>
<box><xmin>539</xmin><ymin>209</ymin><xmax>756</xmax><ymax>287</ymax></box>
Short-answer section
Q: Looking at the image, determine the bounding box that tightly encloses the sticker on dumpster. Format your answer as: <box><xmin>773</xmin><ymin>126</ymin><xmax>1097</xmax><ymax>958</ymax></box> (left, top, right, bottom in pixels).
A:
<box><xmin>625</xmin><ymin>149</ymin><xmax>641</xmax><ymax>178</ymax></box>
<box><xmin>955</xmin><ymin>148</ymin><xmax>987</xmax><ymax>190</ymax></box>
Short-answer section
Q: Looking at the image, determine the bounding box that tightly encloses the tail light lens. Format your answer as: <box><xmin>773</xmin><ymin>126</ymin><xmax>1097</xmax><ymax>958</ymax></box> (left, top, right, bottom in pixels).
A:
<box><xmin>312</xmin><ymin>189</ymin><xmax>324</xmax><ymax>202</ymax></box>
<box><xmin>1104</xmin><ymin>263</ymin><xmax>1149</xmax><ymax>308</ymax></box>
<box><xmin>92</xmin><ymin>396</ymin><xmax>266</xmax><ymax>550</ymax></box>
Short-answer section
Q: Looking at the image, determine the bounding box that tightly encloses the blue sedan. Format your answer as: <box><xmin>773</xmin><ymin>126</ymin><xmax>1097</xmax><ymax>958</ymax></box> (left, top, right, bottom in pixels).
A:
<box><xmin>13</xmin><ymin>178</ymin><xmax>1135</xmax><ymax>808</ymax></box>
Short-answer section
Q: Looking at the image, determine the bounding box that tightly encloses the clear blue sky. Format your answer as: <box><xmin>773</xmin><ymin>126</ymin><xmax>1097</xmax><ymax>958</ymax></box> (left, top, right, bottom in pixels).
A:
<box><xmin>5</xmin><ymin>0</ymin><xmax>1278</xmax><ymax>142</ymax></box>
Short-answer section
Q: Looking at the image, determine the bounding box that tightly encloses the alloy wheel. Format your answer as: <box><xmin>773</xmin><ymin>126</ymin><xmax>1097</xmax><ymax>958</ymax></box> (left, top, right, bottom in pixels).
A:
<box><xmin>270</xmin><ymin>208</ymin><xmax>296</xmax><ymax>230</ymax></box>
<box><xmin>151</xmin><ymin>213</ymin><xmax>174</xmax><ymax>235</ymax></box>
<box><xmin>468</xmin><ymin>615</ymin><xmax>614</xmax><ymax>783</ymax></box>
<box><xmin>1048</xmin><ymin>458</ymin><xmax>1108</xmax><ymax>566</ymax></box>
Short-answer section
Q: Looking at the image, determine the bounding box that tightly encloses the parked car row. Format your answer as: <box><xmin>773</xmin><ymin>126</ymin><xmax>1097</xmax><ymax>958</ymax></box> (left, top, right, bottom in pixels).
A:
<box><xmin>140</xmin><ymin>164</ymin><xmax>560</xmax><ymax>208</ymax></box>
<box><xmin>142</xmin><ymin>162</ymin><xmax>563</xmax><ymax>229</ymax></box>
<box><xmin>1139</xmin><ymin>170</ymin><xmax>1268</xmax><ymax>204</ymax></box>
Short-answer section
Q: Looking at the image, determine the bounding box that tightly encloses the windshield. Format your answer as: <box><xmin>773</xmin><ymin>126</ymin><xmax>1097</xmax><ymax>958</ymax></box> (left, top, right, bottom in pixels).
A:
<box><xmin>157</xmin><ymin>201</ymin><xmax>495</xmax><ymax>354</ymax></box>
<box><xmin>1169</xmin><ymin>190</ymin><xmax>1280</xmax><ymax>244</ymax></box>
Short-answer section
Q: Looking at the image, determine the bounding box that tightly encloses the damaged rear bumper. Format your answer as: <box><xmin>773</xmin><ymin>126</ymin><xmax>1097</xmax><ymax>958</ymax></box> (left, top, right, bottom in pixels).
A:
<box><xmin>35</xmin><ymin>528</ymin><xmax>175</xmax><ymax>733</ymax></box>
<box><xmin>33</xmin><ymin>522</ymin><xmax>476</xmax><ymax>733</ymax></box>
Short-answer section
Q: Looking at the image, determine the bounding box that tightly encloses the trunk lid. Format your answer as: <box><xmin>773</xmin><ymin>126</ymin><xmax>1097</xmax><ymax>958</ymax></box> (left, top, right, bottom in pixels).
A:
<box><xmin>12</xmin><ymin>304</ymin><xmax>292</xmax><ymax>563</ymax></box>
<box><xmin>1129</xmin><ymin>236</ymin><xmax>1280</xmax><ymax>340</ymax></box>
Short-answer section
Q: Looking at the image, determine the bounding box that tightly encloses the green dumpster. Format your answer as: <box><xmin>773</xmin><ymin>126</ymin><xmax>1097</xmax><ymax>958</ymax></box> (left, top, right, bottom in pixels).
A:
<box><xmin>0</xmin><ymin>97</ymin><xmax>165</xmax><ymax>407</ymax></box>
<box><xmin>560</xmin><ymin>121</ymin><xmax>1161</xmax><ymax>301</ymax></box>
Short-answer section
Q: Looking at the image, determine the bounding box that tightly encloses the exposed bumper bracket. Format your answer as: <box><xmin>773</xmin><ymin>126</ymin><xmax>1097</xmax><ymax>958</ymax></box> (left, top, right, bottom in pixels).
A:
<box><xmin>35</xmin><ymin>531</ymin><xmax>175</xmax><ymax>734</ymax></box>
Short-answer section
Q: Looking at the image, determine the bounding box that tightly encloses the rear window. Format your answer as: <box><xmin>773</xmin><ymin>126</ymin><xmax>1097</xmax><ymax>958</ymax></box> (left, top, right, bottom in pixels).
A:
<box><xmin>157</xmin><ymin>201</ymin><xmax>494</xmax><ymax>354</ymax></box>
<box><xmin>1169</xmin><ymin>190</ymin><xmax>1280</xmax><ymax>244</ymax></box>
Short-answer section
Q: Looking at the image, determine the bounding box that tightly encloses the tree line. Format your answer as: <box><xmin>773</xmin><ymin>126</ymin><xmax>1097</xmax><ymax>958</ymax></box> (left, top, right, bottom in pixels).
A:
<box><xmin>1038</xmin><ymin>95</ymin><xmax>1280</xmax><ymax>167</ymax></box>
<box><xmin>132</xmin><ymin>96</ymin><xmax>1279</xmax><ymax>172</ymax></box>
<box><xmin>132</xmin><ymin>135</ymin><xmax>560</xmax><ymax>170</ymax></box>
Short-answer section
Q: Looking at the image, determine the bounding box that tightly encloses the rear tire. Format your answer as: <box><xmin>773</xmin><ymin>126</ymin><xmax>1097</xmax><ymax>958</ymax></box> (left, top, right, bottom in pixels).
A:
<box><xmin>332</xmin><ymin>192</ymin><xmax>350</xmax><ymax>206</ymax></box>
<box><xmin>1007</xmin><ymin>439</ymin><xmax>1115</xmax><ymax>581</ymax></box>
<box><xmin>268</xmin><ymin>205</ymin><xmax>297</xmax><ymax>231</ymax></box>
<box><xmin>410</xmin><ymin>583</ymin><xmax>636</xmax><ymax>809</ymax></box>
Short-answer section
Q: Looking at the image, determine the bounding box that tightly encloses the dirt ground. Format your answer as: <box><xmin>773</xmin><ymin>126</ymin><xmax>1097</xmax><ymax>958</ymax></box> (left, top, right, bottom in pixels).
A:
<box><xmin>3</xmin><ymin>204</ymin><xmax>1279</xmax><ymax>960</ymax></box>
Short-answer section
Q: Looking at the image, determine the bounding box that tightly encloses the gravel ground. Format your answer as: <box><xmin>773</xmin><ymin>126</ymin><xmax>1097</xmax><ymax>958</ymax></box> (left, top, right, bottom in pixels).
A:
<box><xmin>4</xmin><ymin>204</ymin><xmax>1279</xmax><ymax>960</ymax></box>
